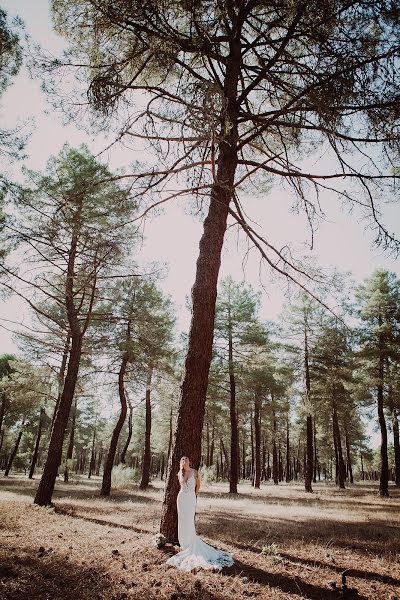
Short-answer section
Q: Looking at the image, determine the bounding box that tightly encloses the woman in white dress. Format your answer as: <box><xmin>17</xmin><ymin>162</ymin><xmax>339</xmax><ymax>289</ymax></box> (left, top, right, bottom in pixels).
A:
<box><xmin>166</xmin><ymin>456</ymin><xmax>234</xmax><ymax>572</ymax></box>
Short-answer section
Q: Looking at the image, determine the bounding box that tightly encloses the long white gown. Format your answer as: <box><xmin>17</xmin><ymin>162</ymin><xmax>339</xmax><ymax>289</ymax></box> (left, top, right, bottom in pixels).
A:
<box><xmin>166</xmin><ymin>472</ymin><xmax>234</xmax><ymax>572</ymax></box>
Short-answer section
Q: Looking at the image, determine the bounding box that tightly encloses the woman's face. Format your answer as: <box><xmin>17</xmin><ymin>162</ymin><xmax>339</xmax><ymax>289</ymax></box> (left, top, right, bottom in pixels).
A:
<box><xmin>180</xmin><ymin>456</ymin><xmax>190</xmax><ymax>469</ymax></box>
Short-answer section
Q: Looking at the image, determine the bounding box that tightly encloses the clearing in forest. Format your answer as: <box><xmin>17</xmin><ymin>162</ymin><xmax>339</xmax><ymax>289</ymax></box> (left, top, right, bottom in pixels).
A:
<box><xmin>0</xmin><ymin>477</ymin><xmax>399</xmax><ymax>600</ymax></box>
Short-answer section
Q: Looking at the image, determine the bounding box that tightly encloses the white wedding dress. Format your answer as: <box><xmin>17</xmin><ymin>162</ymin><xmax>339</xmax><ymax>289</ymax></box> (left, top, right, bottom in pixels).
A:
<box><xmin>166</xmin><ymin>472</ymin><xmax>234</xmax><ymax>572</ymax></box>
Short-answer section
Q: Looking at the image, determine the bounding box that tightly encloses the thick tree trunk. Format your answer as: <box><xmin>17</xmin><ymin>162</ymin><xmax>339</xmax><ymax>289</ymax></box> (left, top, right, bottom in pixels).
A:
<box><xmin>377</xmin><ymin>333</ymin><xmax>389</xmax><ymax>496</ymax></box>
<box><xmin>64</xmin><ymin>397</ymin><xmax>77</xmax><ymax>483</ymax></box>
<box><xmin>254</xmin><ymin>395</ymin><xmax>261</xmax><ymax>488</ymax></box>
<box><xmin>101</xmin><ymin>349</ymin><xmax>128</xmax><ymax>496</ymax></box>
<box><xmin>28</xmin><ymin>408</ymin><xmax>45</xmax><ymax>479</ymax></box>
<box><xmin>4</xmin><ymin>423</ymin><xmax>24</xmax><ymax>476</ymax></box>
<box><xmin>120</xmin><ymin>396</ymin><xmax>133</xmax><ymax>465</ymax></box>
<box><xmin>140</xmin><ymin>364</ymin><xmax>154</xmax><ymax>490</ymax></box>
<box><xmin>159</xmin><ymin>41</ymin><xmax>240</xmax><ymax>538</ymax></box>
<box><xmin>34</xmin><ymin>336</ymin><xmax>82</xmax><ymax>505</ymax></box>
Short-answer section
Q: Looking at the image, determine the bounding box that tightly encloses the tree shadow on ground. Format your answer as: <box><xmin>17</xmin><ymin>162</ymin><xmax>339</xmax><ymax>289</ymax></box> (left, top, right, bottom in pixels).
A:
<box><xmin>0</xmin><ymin>476</ymin><xmax>159</xmax><ymax>505</ymax></box>
<box><xmin>230</xmin><ymin>542</ymin><xmax>400</xmax><ymax>588</ymax></box>
<box><xmin>222</xmin><ymin>558</ymin><xmax>369</xmax><ymax>600</ymax></box>
<box><xmin>53</xmin><ymin>505</ymin><xmax>153</xmax><ymax>535</ymax></box>
<box><xmin>0</xmin><ymin>549</ymin><xmax>117</xmax><ymax>600</ymax></box>
<box><xmin>199</xmin><ymin>510</ymin><xmax>400</xmax><ymax>557</ymax></box>
<box><xmin>200</xmin><ymin>486</ymin><xmax>400</xmax><ymax>511</ymax></box>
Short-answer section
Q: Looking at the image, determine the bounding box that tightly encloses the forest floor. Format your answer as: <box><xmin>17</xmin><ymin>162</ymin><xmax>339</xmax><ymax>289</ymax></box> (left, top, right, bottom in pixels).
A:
<box><xmin>0</xmin><ymin>476</ymin><xmax>399</xmax><ymax>600</ymax></box>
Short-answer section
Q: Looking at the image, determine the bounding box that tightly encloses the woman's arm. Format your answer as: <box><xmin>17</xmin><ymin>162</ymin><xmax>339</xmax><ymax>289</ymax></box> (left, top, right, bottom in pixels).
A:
<box><xmin>195</xmin><ymin>470</ymin><xmax>200</xmax><ymax>496</ymax></box>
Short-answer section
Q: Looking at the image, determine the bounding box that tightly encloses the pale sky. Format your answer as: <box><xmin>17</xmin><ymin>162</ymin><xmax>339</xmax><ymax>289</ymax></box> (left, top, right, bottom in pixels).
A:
<box><xmin>1</xmin><ymin>0</ymin><xmax>399</xmax><ymax>358</ymax></box>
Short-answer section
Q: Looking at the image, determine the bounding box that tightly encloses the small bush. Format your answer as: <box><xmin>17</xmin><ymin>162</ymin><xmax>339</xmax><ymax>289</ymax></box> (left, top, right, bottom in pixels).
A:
<box><xmin>261</xmin><ymin>543</ymin><xmax>279</xmax><ymax>556</ymax></box>
<box><xmin>198</xmin><ymin>465</ymin><xmax>217</xmax><ymax>486</ymax></box>
<box><xmin>111</xmin><ymin>464</ymin><xmax>140</xmax><ymax>489</ymax></box>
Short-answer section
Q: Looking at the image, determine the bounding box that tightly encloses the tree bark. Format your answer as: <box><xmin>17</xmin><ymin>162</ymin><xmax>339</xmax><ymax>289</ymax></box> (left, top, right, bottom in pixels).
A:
<box><xmin>28</xmin><ymin>408</ymin><xmax>45</xmax><ymax>479</ymax></box>
<box><xmin>159</xmin><ymin>37</ymin><xmax>241</xmax><ymax>538</ymax></box>
<box><xmin>4</xmin><ymin>422</ymin><xmax>24</xmax><ymax>476</ymax></box>
<box><xmin>101</xmin><ymin>345</ymin><xmax>129</xmax><ymax>496</ymax></box>
<box><xmin>34</xmin><ymin>336</ymin><xmax>82</xmax><ymax>505</ymax></box>
<box><xmin>64</xmin><ymin>397</ymin><xmax>77</xmax><ymax>482</ymax></box>
<box><xmin>140</xmin><ymin>364</ymin><xmax>154</xmax><ymax>490</ymax></box>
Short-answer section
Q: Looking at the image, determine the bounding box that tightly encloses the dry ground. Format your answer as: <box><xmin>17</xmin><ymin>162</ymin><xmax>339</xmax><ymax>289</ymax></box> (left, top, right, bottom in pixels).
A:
<box><xmin>0</xmin><ymin>476</ymin><xmax>399</xmax><ymax>600</ymax></box>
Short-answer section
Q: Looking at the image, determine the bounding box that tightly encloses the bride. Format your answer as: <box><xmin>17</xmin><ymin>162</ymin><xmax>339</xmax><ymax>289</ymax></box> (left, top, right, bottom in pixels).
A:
<box><xmin>166</xmin><ymin>456</ymin><xmax>234</xmax><ymax>572</ymax></box>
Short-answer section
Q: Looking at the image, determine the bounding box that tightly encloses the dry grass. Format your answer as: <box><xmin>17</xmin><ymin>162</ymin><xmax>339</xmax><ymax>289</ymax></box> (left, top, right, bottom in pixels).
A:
<box><xmin>0</xmin><ymin>476</ymin><xmax>399</xmax><ymax>600</ymax></box>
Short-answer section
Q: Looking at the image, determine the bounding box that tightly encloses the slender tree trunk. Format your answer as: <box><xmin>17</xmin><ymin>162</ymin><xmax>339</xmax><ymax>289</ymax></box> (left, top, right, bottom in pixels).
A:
<box><xmin>220</xmin><ymin>438</ymin><xmax>229</xmax><ymax>478</ymax></box>
<box><xmin>51</xmin><ymin>331</ymin><xmax>71</xmax><ymax>429</ymax></box>
<box><xmin>360</xmin><ymin>452</ymin><xmax>365</xmax><ymax>481</ymax></box>
<box><xmin>4</xmin><ymin>422</ymin><xmax>24</xmax><ymax>476</ymax></box>
<box><xmin>272</xmin><ymin>409</ymin><xmax>278</xmax><ymax>485</ymax></box>
<box><xmin>313</xmin><ymin>420</ymin><xmax>318</xmax><ymax>483</ymax></box>
<box><xmin>304</xmin><ymin>324</ymin><xmax>313</xmax><ymax>493</ymax></box>
<box><xmin>101</xmin><ymin>342</ymin><xmax>129</xmax><ymax>496</ymax></box>
<box><xmin>254</xmin><ymin>395</ymin><xmax>261</xmax><ymax>488</ymax></box>
<box><xmin>242</xmin><ymin>432</ymin><xmax>247</xmax><ymax>480</ymax></box>
<box><xmin>262</xmin><ymin>434</ymin><xmax>267</xmax><ymax>481</ymax></box>
<box><xmin>28</xmin><ymin>408</ymin><xmax>45</xmax><ymax>479</ymax></box>
<box><xmin>0</xmin><ymin>391</ymin><xmax>7</xmax><ymax>442</ymax></box>
<box><xmin>159</xmin><ymin>41</ymin><xmax>241</xmax><ymax>539</ymax></box>
<box><xmin>227</xmin><ymin>307</ymin><xmax>239</xmax><ymax>493</ymax></box>
<box><xmin>120</xmin><ymin>396</ymin><xmax>133</xmax><ymax>465</ymax></box>
<box><xmin>140</xmin><ymin>364</ymin><xmax>154</xmax><ymax>490</ymax></box>
<box><xmin>286</xmin><ymin>416</ymin><xmax>290</xmax><ymax>483</ymax></box>
<box><xmin>64</xmin><ymin>397</ymin><xmax>77</xmax><ymax>483</ymax></box>
<box><xmin>0</xmin><ymin>429</ymin><xmax>4</xmax><ymax>457</ymax></box>
<box><xmin>209</xmin><ymin>418</ymin><xmax>215</xmax><ymax>466</ymax></box>
<box><xmin>344</xmin><ymin>423</ymin><xmax>354</xmax><ymax>484</ymax></box>
<box><xmin>250</xmin><ymin>410</ymin><xmax>255</xmax><ymax>483</ymax></box>
<box><xmin>377</xmin><ymin>331</ymin><xmax>389</xmax><ymax>496</ymax></box>
<box><xmin>392</xmin><ymin>407</ymin><xmax>400</xmax><ymax>486</ymax></box>
<box><xmin>332</xmin><ymin>400</ymin><xmax>346</xmax><ymax>489</ymax></box>
<box><xmin>166</xmin><ymin>405</ymin><xmax>173</xmax><ymax>467</ymax></box>
<box><xmin>88</xmin><ymin>427</ymin><xmax>96</xmax><ymax>479</ymax></box>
